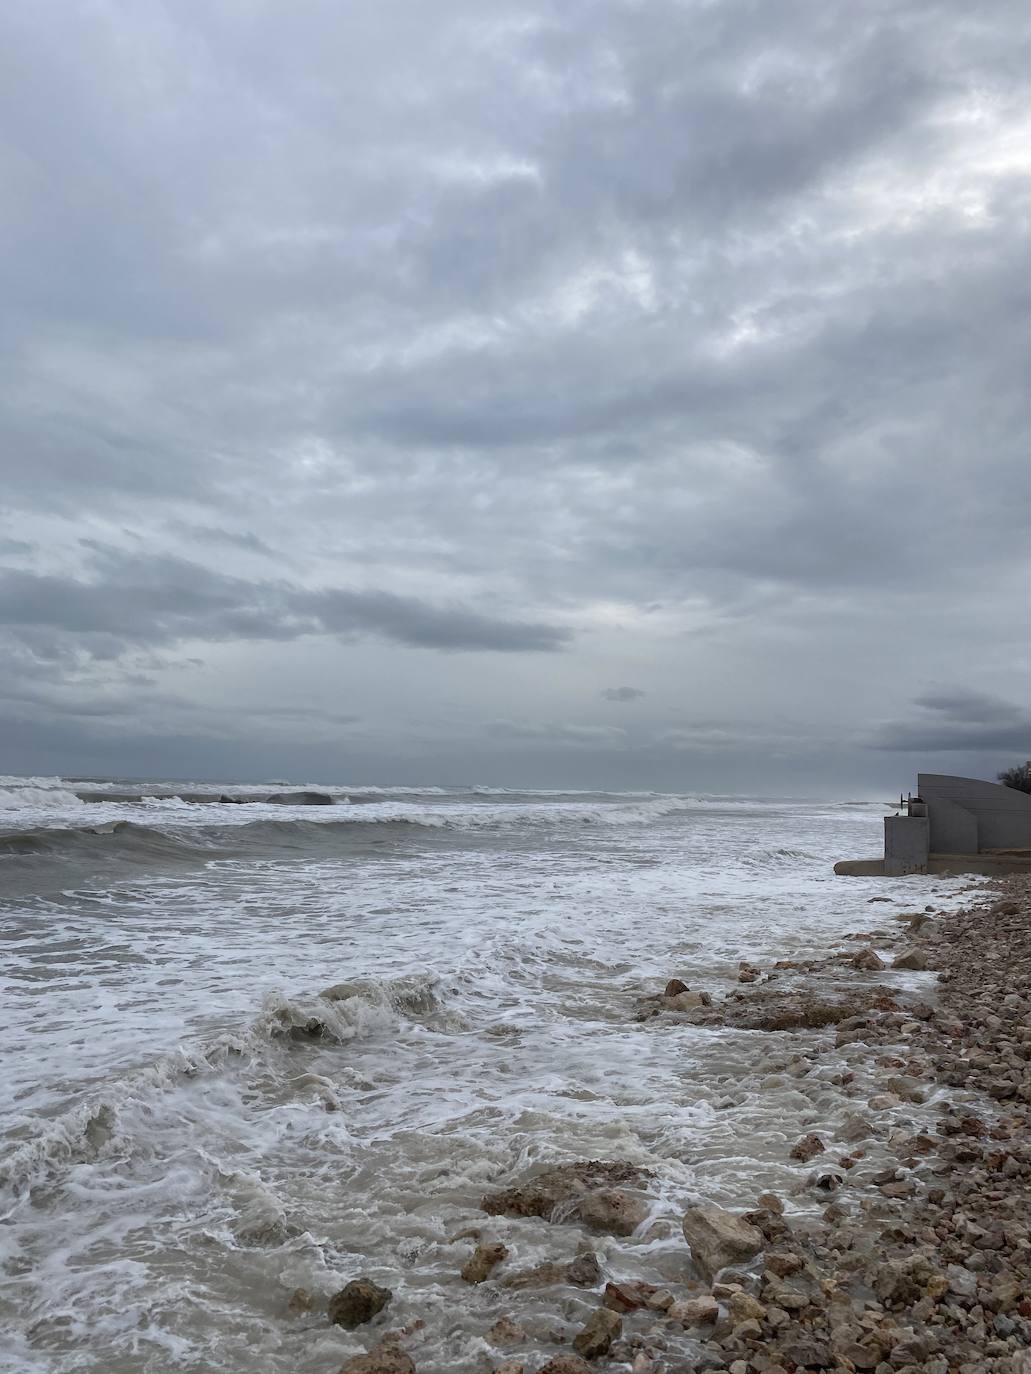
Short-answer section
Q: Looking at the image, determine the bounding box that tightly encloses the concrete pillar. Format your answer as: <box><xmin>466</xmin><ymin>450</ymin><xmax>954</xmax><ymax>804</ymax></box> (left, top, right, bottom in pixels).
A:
<box><xmin>884</xmin><ymin>815</ymin><xmax>929</xmax><ymax>875</ymax></box>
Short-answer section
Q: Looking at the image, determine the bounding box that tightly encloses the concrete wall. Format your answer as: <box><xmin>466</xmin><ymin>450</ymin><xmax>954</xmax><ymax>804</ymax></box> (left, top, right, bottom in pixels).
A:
<box><xmin>884</xmin><ymin>814</ymin><xmax>930</xmax><ymax>874</ymax></box>
<box><xmin>918</xmin><ymin>773</ymin><xmax>1031</xmax><ymax>853</ymax></box>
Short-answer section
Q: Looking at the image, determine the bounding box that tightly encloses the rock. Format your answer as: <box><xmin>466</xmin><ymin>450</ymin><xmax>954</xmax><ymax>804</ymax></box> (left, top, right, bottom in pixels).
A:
<box><xmin>946</xmin><ymin>1264</ymin><xmax>978</xmax><ymax>1298</ymax></box>
<box><xmin>807</xmin><ymin>1166</ymin><xmax>844</xmax><ymax>1192</ymax></box>
<box><xmin>669</xmin><ymin>990</ymin><xmax>713</xmax><ymax>1011</ymax></box>
<box><xmin>873</xmin><ymin>1259</ymin><xmax>922</xmax><ymax>1306</ymax></box>
<box><xmin>488</xmin><ymin>1317</ymin><xmax>526</xmax><ymax>1345</ymax></box>
<box><xmin>722</xmin><ymin>985</ymin><xmax>895</xmax><ymax>1031</ymax></box>
<box><xmin>840</xmin><ymin>1113</ymin><xmax>875</xmax><ymax>1143</ymax></box>
<box><xmin>494</xmin><ymin>1364</ymin><xmax>523</xmax><ymax>1374</ymax></box>
<box><xmin>790</xmin><ymin>1133</ymin><xmax>826</xmax><ymax>1163</ymax></box>
<box><xmin>572</xmin><ymin>1307</ymin><xmax>621</xmax><ymax>1359</ymax></box>
<box><xmin>992</xmin><ymin>900</ymin><xmax>1021</xmax><ymax>916</ymax></box>
<box><xmin>765</xmin><ymin>1252</ymin><xmax>805</xmax><ymax>1278</ymax></box>
<box><xmin>286</xmin><ymin>1287</ymin><xmax>314</xmax><ymax>1314</ymax></box>
<box><xmin>664</xmin><ymin>979</ymin><xmax>689</xmax><ymax>996</ymax></box>
<box><xmin>338</xmin><ymin>1342</ymin><xmax>414</xmax><ymax>1374</ymax></box>
<box><xmin>757</xmin><ymin>1192</ymin><xmax>784</xmax><ymax>1214</ymax></box>
<box><xmin>733</xmin><ymin>1318</ymin><xmax>763</xmax><ymax>1341</ymax></box>
<box><xmin>461</xmin><ymin>1241</ymin><xmax>508</xmax><ymax>1283</ymax></box>
<box><xmin>852</xmin><ymin>948</ymin><xmax>887</xmax><ymax>971</ymax></box>
<box><xmin>711</xmin><ymin>1278</ymin><xmax>743</xmax><ymax>1298</ymax></box>
<box><xmin>577</xmin><ymin>1189</ymin><xmax>648</xmax><ymax>1236</ymax></box>
<box><xmin>667</xmin><ymin>1295</ymin><xmax>719</xmax><ymax>1325</ymax></box>
<box><xmin>883</xmin><ymin>1076</ymin><xmax>926</xmax><ymax>1104</ymax></box>
<box><xmin>539</xmin><ymin>1359</ymin><xmax>593</xmax><ymax>1374</ymax></box>
<box><xmin>892</xmin><ymin>950</ymin><xmax>930</xmax><ymax>971</ymax></box>
<box><xmin>602</xmin><ymin>1281</ymin><xmax>654</xmax><ymax>1312</ymax></box>
<box><xmin>682</xmin><ymin>1204</ymin><xmax>764</xmax><ymax>1279</ymax></box>
<box><xmin>764</xmin><ymin>1281</ymin><xmax>810</xmax><ymax>1311</ymax></box>
<box><xmin>481</xmin><ymin>1161</ymin><xmax>648</xmax><ymax>1230</ymax></box>
<box><xmin>646</xmin><ymin>1289</ymin><xmax>675</xmax><ymax>1310</ymax></box>
<box><xmin>328</xmin><ymin>1279</ymin><xmax>392</xmax><ymax>1329</ymax></box>
<box><xmin>835</xmin><ymin>1344</ymin><xmax>880</xmax><ymax>1371</ymax></box>
<box><xmin>502</xmin><ymin>1261</ymin><xmax>570</xmax><ymax>1290</ymax></box>
<box><xmin>779</xmin><ymin>1340</ymin><xmax>832</xmax><ymax>1368</ymax></box>
<box><xmin>566</xmin><ymin>1249</ymin><xmax>602</xmax><ymax>1287</ymax></box>
<box><xmin>728</xmin><ymin>1291</ymin><xmax>765</xmax><ymax>1322</ymax></box>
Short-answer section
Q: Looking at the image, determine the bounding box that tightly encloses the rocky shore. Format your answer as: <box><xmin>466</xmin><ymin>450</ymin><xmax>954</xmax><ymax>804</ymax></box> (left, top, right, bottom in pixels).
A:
<box><xmin>309</xmin><ymin>878</ymin><xmax>1031</xmax><ymax>1374</ymax></box>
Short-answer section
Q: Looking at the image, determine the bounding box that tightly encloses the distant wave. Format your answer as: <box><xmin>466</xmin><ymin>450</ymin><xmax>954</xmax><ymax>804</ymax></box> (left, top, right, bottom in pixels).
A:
<box><xmin>0</xmin><ymin>790</ymin><xmax>795</xmax><ymax>866</ymax></box>
<box><xmin>0</xmin><ymin>780</ymin><xmax>85</xmax><ymax>810</ymax></box>
<box><xmin>0</xmin><ymin>814</ymin><xmax>447</xmax><ymax>866</ymax></box>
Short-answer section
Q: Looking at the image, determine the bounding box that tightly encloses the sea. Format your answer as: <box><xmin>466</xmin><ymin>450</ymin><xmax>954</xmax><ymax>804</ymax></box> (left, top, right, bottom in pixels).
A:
<box><xmin>0</xmin><ymin>775</ymin><xmax>967</xmax><ymax>1373</ymax></box>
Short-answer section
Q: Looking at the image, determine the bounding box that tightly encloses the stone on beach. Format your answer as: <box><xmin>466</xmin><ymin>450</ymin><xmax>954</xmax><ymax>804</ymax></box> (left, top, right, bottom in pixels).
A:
<box><xmin>850</xmin><ymin>947</ymin><xmax>886</xmax><ymax>971</ymax></box>
<box><xmin>481</xmin><ymin>1160</ymin><xmax>650</xmax><ymax>1235</ymax></box>
<box><xmin>892</xmin><ymin>948</ymin><xmax>930</xmax><ymax>970</ymax></box>
<box><xmin>286</xmin><ymin>1286</ymin><xmax>314</xmax><ymax>1314</ymax></box>
<box><xmin>720</xmin><ymin>984</ymin><xmax>898</xmax><ymax>1031</ymax></box>
<box><xmin>681</xmin><ymin>1204</ymin><xmax>764</xmax><ymax>1279</ymax></box>
<box><xmin>666</xmin><ymin>1295</ymin><xmax>719</xmax><ymax>1325</ymax></box>
<box><xmin>789</xmin><ymin>1133</ymin><xmax>826</xmax><ymax>1162</ymax></box>
<box><xmin>487</xmin><ymin>1316</ymin><xmax>526</xmax><ymax>1345</ymax></box>
<box><xmin>602</xmin><ymin>1280</ymin><xmax>655</xmax><ymax>1312</ymax></box>
<box><xmin>576</xmin><ymin>1188</ymin><xmax>648</xmax><ymax>1235</ymax></box>
<box><xmin>337</xmin><ymin>1341</ymin><xmax>414</xmax><ymax>1374</ymax></box>
<box><xmin>565</xmin><ymin>1248</ymin><xmax>602</xmax><ymax>1287</ymax></box>
<box><xmin>328</xmin><ymin>1279</ymin><xmax>392</xmax><ymax>1329</ymax></box>
<box><xmin>538</xmin><ymin>1358</ymin><xmax>592</xmax><ymax>1374</ymax></box>
<box><xmin>460</xmin><ymin>1241</ymin><xmax>508</xmax><ymax>1283</ymax></box>
<box><xmin>667</xmin><ymin>989</ymin><xmax>713</xmax><ymax>1011</ymax></box>
<box><xmin>572</xmin><ymin>1306</ymin><xmax>621</xmax><ymax>1358</ymax></box>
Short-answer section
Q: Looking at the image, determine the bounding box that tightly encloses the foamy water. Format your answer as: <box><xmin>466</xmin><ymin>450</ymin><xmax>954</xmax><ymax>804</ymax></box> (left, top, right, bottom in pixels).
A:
<box><xmin>0</xmin><ymin>777</ymin><xmax>966</xmax><ymax>1373</ymax></box>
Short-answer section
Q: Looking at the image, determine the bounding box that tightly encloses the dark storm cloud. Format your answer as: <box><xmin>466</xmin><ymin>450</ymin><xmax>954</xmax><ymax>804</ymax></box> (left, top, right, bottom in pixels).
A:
<box><xmin>300</xmin><ymin>588</ymin><xmax>571</xmax><ymax>652</ymax></box>
<box><xmin>0</xmin><ymin>0</ymin><xmax>1030</xmax><ymax>783</ymax></box>
<box><xmin>868</xmin><ymin>692</ymin><xmax>1031</xmax><ymax>754</ymax></box>
<box><xmin>0</xmin><ymin>552</ymin><xmax>571</xmax><ymax>657</ymax></box>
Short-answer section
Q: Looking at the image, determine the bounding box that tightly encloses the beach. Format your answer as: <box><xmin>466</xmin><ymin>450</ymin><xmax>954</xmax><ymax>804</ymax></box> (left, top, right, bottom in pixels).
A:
<box><xmin>0</xmin><ymin>779</ymin><xmax>1021</xmax><ymax>1373</ymax></box>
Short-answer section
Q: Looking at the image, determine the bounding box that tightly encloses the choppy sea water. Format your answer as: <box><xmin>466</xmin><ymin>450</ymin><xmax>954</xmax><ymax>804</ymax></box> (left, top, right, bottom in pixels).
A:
<box><xmin>0</xmin><ymin>776</ymin><xmax>966</xmax><ymax>1373</ymax></box>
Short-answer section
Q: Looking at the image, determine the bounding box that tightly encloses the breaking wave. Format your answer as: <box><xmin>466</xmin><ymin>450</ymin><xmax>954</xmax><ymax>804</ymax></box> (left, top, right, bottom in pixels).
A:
<box><xmin>0</xmin><ymin>814</ymin><xmax>446</xmax><ymax>870</ymax></box>
<box><xmin>0</xmin><ymin>782</ymin><xmax>85</xmax><ymax>810</ymax></box>
<box><xmin>0</xmin><ymin>972</ymin><xmax>451</xmax><ymax>1195</ymax></box>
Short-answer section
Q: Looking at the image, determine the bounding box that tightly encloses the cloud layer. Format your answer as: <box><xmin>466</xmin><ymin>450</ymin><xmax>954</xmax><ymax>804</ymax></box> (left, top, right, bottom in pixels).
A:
<box><xmin>2</xmin><ymin>1</ymin><xmax>1030</xmax><ymax>789</ymax></box>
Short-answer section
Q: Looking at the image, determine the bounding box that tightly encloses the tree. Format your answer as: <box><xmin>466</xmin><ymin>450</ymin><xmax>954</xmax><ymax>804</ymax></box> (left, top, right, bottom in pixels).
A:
<box><xmin>998</xmin><ymin>761</ymin><xmax>1031</xmax><ymax>793</ymax></box>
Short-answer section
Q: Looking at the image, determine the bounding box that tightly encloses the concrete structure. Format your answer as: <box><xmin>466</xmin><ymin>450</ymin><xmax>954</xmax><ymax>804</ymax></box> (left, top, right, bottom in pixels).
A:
<box><xmin>836</xmin><ymin>773</ymin><xmax>1031</xmax><ymax>878</ymax></box>
<box><xmin>917</xmin><ymin>773</ymin><xmax>1031</xmax><ymax>854</ymax></box>
<box><xmin>884</xmin><ymin>799</ymin><xmax>930</xmax><ymax>876</ymax></box>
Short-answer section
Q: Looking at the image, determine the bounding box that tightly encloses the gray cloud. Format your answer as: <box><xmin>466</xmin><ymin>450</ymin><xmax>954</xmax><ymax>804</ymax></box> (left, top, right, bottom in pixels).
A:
<box><xmin>0</xmin><ymin>1</ymin><xmax>1030</xmax><ymax>787</ymax></box>
<box><xmin>868</xmin><ymin>692</ymin><xmax>1031</xmax><ymax>754</ymax></box>
<box><xmin>0</xmin><ymin>550</ymin><xmax>571</xmax><ymax>658</ymax></box>
<box><xmin>601</xmin><ymin>686</ymin><xmax>645</xmax><ymax>702</ymax></box>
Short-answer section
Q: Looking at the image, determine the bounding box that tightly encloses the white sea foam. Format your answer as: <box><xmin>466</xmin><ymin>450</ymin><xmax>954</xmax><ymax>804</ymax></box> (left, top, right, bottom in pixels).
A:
<box><xmin>0</xmin><ymin>781</ymin><xmax>974</xmax><ymax>1372</ymax></box>
<box><xmin>0</xmin><ymin>783</ymin><xmax>85</xmax><ymax>810</ymax></box>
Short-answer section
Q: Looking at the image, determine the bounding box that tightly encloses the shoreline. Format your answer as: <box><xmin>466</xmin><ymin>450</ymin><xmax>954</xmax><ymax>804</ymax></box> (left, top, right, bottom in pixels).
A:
<box><xmin>619</xmin><ymin>878</ymin><xmax>1031</xmax><ymax>1374</ymax></box>
<box><xmin>334</xmin><ymin>877</ymin><xmax>1031</xmax><ymax>1374</ymax></box>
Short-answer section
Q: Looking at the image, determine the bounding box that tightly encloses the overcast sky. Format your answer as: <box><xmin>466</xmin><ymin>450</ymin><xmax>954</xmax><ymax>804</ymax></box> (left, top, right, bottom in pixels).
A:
<box><xmin>2</xmin><ymin>0</ymin><xmax>1030</xmax><ymax>793</ymax></box>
